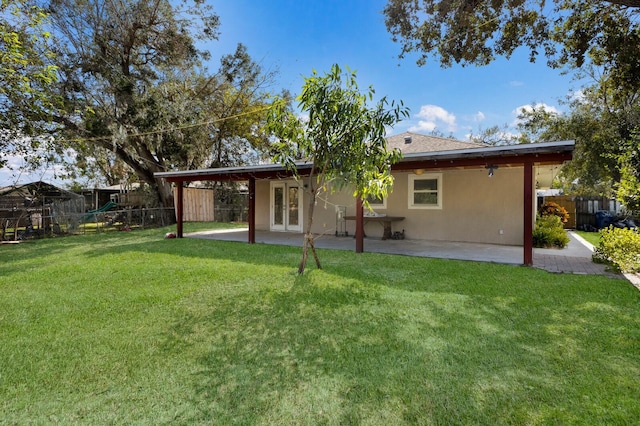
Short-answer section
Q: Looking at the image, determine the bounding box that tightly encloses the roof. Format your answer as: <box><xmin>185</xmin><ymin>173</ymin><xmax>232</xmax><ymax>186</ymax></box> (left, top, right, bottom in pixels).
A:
<box><xmin>155</xmin><ymin>134</ymin><xmax>575</xmax><ymax>182</ymax></box>
<box><xmin>0</xmin><ymin>181</ymin><xmax>81</xmax><ymax>200</ymax></box>
<box><xmin>387</xmin><ymin>132</ymin><xmax>483</xmax><ymax>154</ymax></box>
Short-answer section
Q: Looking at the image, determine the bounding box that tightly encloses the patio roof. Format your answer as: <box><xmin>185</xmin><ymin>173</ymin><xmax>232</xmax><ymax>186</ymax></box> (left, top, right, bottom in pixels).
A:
<box><xmin>154</xmin><ymin>140</ymin><xmax>575</xmax><ymax>183</ymax></box>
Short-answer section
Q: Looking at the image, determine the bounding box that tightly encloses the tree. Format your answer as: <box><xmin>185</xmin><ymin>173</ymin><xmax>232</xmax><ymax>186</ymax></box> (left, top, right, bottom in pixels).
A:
<box><xmin>266</xmin><ymin>65</ymin><xmax>409</xmax><ymax>274</ymax></box>
<box><xmin>616</xmin><ymin>132</ymin><xmax>640</xmax><ymax>213</ymax></box>
<box><xmin>516</xmin><ymin>74</ymin><xmax>640</xmax><ymax>195</ymax></box>
<box><xmin>5</xmin><ymin>0</ymin><xmax>273</xmax><ymax>207</ymax></box>
<box><xmin>383</xmin><ymin>1</ymin><xmax>640</xmax><ymax>91</ymax></box>
<box><xmin>468</xmin><ymin>125</ymin><xmax>519</xmax><ymax>146</ymax></box>
<box><xmin>0</xmin><ymin>0</ymin><xmax>58</xmax><ymax>169</ymax></box>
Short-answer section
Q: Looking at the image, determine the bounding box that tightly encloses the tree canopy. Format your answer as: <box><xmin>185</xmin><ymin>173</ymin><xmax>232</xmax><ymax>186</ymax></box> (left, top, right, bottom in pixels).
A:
<box><xmin>266</xmin><ymin>64</ymin><xmax>409</xmax><ymax>274</ymax></box>
<box><xmin>2</xmin><ymin>0</ymin><xmax>274</xmax><ymax>207</ymax></box>
<box><xmin>0</xmin><ymin>0</ymin><xmax>58</xmax><ymax>170</ymax></box>
<box><xmin>516</xmin><ymin>73</ymin><xmax>640</xmax><ymax>199</ymax></box>
<box><xmin>383</xmin><ymin>0</ymin><xmax>640</xmax><ymax>91</ymax></box>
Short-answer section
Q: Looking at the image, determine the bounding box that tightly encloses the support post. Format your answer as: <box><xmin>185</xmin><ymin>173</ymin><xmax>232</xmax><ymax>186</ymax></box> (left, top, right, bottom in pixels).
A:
<box><xmin>248</xmin><ymin>177</ymin><xmax>256</xmax><ymax>244</ymax></box>
<box><xmin>355</xmin><ymin>196</ymin><xmax>364</xmax><ymax>253</ymax></box>
<box><xmin>523</xmin><ymin>161</ymin><xmax>534</xmax><ymax>266</ymax></box>
<box><xmin>176</xmin><ymin>182</ymin><xmax>184</xmax><ymax>238</ymax></box>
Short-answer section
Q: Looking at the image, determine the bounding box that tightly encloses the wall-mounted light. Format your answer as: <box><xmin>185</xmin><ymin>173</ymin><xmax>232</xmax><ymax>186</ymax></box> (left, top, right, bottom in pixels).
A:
<box><xmin>485</xmin><ymin>164</ymin><xmax>498</xmax><ymax>177</ymax></box>
<box><xmin>414</xmin><ymin>168</ymin><xmax>424</xmax><ymax>175</ymax></box>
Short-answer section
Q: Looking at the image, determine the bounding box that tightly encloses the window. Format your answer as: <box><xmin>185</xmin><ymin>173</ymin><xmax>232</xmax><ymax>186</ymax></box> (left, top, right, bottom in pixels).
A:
<box><xmin>365</xmin><ymin>193</ymin><xmax>387</xmax><ymax>209</ymax></box>
<box><xmin>408</xmin><ymin>173</ymin><xmax>442</xmax><ymax>209</ymax></box>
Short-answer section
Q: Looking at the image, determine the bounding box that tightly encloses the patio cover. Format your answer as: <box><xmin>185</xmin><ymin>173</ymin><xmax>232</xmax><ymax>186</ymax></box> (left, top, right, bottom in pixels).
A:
<box><xmin>155</xmin><ymin>140</ymin><xmax>575</xmax><ymax>266</ymax></box>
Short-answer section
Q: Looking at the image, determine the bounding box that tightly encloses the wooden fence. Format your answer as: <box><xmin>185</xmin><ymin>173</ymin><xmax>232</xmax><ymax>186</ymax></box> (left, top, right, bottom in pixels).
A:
<box><xmin>173</xmin><ymin>187</ymin><xmax>214</xmax><ymax>222</ymax></box>
<box><xmin>542</xmin><ymin>195</ymin><xmax>624</xmax><ymax>230</ymax></box>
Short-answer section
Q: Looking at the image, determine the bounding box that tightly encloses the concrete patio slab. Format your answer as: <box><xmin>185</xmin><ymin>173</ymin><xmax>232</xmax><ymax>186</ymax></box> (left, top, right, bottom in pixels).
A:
<box><xmin>186</xmin><ymin>228</ymin><xmax>622</xmax><ymax>278</ymax></box>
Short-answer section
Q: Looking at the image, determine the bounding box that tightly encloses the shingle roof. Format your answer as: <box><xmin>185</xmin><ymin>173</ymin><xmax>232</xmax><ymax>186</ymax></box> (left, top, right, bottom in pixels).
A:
<box><xmin>386</xmin><ymin>132</ymin><xmax>483</xmax><ymax>154</ymax></box>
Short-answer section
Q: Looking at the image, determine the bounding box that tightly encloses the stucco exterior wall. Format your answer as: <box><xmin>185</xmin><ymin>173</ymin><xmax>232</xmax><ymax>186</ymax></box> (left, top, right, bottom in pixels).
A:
<box><xmin>255</xmin><ymin>167</ymin><xmax>530</xmax><ymax>246</ymax></box>
<box><xmin>385</xmin><ymin>168</ymin><xmax>525</xmax><ymax>245</ymax></box>
<box><xmin>255</xmin><ymin>180</ymin><xmax>271</xmax><ymax>231</ymax></box>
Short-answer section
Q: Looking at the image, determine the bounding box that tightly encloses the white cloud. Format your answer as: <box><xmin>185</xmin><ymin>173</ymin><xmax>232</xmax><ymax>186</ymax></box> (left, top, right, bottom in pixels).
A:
<box><xmin>408</xmin><ymin>104</ymin><xmax>457</xmax><ymax>133</ymax></box>
<box><xmin>473</xmin><ymin>111</ymin><xmax>485</xmax><ymax>122</ymax></box>
<box><xmin>509</xmin><ymin>81</ymin><xmax>524</xmax><ymax>87</ymax></box>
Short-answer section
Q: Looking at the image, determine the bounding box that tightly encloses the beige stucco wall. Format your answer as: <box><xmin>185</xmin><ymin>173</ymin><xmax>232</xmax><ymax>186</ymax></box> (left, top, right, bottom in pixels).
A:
<box><xmin>255</xmin><ymin>180</ymin><xmax>271</xmax><ymax>230</ymax></box>
<box><xmin>255</xmin><ymin>167</ymin><xmax>531</xmax><ymax>246</ymax></box>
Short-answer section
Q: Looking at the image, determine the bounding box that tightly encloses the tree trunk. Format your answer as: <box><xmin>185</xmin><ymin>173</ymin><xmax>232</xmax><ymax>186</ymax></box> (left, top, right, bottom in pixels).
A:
<box><xmin>154</xmin><ymin>177</ymin><xmax>175</xmax><ymax>208</ymax></box>
<box><xmin>297</xmin><ymin>186</ymin><xmax>322</xmax><ymax>274</ymax></box>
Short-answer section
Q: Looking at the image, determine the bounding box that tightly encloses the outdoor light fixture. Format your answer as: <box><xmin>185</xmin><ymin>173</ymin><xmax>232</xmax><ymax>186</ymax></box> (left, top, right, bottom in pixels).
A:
<box><xmin>485</xmin><ymin>164</ymin><xmax>498</xmax><ymax>177</ymax></box>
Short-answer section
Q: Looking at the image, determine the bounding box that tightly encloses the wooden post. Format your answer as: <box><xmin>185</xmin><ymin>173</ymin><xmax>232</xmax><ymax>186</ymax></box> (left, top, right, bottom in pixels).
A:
<box><xmin>248</xmin><ymin>177</ymin><xmax>255</xmax><ymax>244</ymax></box>
<box><xmin>355</xmin><ymin>196</ymin><xmax>364</xmax><ymax>253</ymax></box>
<box><xmin>523</xmin><ymin>161</ymin><xmax>534</xmax><ymax>266</ymax></box>
<box><xmin>176</xmin><ymin>183</ymin><xmax>184</xmax><ymax>238</ymax></box>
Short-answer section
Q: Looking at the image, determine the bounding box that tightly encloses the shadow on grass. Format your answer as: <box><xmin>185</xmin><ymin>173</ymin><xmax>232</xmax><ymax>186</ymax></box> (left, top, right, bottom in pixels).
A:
<box><xmin>158</xmin><ymin>265</ymin><xmax>640</xmax><ymax>424</ymax></box>
<box><xmin>149</xmin><ymin>255</ymin><xmax>640</xmax><ymax>424</ymax></box>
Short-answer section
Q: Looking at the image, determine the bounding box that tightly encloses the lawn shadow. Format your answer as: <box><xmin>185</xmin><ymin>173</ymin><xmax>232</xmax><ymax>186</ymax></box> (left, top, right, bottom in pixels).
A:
<box><xmin>158</xmin><ymin>256</ymin><xmax>640</xmax><ymax>424</ymax></box>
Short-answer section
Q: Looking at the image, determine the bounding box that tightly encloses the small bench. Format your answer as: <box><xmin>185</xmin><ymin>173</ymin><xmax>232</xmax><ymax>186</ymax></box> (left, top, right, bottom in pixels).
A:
<box><xmin>344</xmin><ymin>216</ymin><xmax>405</xmax><ymax>240</ymax></box>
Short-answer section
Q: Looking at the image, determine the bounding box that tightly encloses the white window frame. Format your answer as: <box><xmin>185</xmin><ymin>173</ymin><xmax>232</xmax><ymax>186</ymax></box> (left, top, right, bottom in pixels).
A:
<box><xmin>408</xmin><ymin>173</ymin><xmax>442</xmax><ymax>209</ymax></box>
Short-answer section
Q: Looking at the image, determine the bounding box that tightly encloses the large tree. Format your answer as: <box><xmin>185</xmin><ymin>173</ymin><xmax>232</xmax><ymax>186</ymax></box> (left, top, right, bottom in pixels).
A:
<box><xmin>383</xmin><ymin>0</ymin><xmax>640</xmax><ymax>91</ymax></box>
<box><xmin>0</xmin><ymin>0</ymin><xmax>59</xmax><ymax>170</ymax></box>
<box><xmin>266</xmin><ymin>65</ymin><xmax>409</xmax><ymax>274</ymax></box>
<box><xmin>516</xmin><ymin>72</ymin><xmax>640</xmax><ymax>196</ymax></box>
<box><xmin>5</xmin><ymin>0</ymin><xmax>273</xmax><ymax>207</ymax></box>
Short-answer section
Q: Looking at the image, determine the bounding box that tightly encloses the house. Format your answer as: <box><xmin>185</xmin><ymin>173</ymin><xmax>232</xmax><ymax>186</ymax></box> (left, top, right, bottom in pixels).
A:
<box><xmin>155</xmin><ymin>132</ymin><xmax>574</xmax><ymax>265</ymax></box>
<box><xmin>0</xmin><ymin>181</ymin><xmax>85</xmax><ymax>237</ymax></box>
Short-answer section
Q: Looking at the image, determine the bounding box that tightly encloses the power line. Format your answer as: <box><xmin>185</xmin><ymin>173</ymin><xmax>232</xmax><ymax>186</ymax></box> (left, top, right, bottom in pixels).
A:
<box><xmin>60</xmin><ymin>105</ymin><xmax>271</xmax><ymax>144</ymax></box>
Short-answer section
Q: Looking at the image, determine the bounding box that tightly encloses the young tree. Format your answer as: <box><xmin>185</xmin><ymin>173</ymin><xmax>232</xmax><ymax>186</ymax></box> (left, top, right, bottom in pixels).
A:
<box><xmin>266</xmin><ymin>65</ymin><xmax>409</xmax><ymax>274</ymax></box>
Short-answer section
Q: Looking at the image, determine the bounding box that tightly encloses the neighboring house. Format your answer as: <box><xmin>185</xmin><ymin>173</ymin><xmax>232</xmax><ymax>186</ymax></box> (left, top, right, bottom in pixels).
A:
<box><xmin>0</xmin><ymin>181</ymin><xmax>85</xmax><ymax>234</ymax></box>
<box><xmin>77</xmin><ymin>186</ymin><xmax>121</xmax><ymax>211</ymax></box>
<box><xmin>155</xmin><ymin>132</ymin><xmax>574</xmax><ymax>265</ymax></box>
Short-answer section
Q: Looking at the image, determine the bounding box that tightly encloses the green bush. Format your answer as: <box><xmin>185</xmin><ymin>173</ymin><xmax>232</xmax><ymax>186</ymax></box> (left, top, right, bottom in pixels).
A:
<box><xmin>533</xmin><ymin>215</ymin><xmax>570</xmax><ymax>248</ymax></box>
<box><xmin>593</xmin><ymin>226</ymin><xmax>640</xmax><ymax>273</ymax></box>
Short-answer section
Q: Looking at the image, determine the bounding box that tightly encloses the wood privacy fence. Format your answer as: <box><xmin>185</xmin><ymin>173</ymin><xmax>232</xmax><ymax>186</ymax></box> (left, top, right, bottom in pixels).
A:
<box><xmin>173</xmin><ymin>187</ymin><xmax>214</xmax><ymax>222</ymax></box>
<box><xmin>542</xmin><ymin>195</ymin><xmax>624</xmax><ymax>230</ymax></box>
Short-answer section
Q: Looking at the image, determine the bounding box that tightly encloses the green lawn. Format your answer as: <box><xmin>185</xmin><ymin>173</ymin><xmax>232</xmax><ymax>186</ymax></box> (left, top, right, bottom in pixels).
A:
<box><xmin>575</xmin><ymin>230</ymin><xmax>601</xmax><ymax>247</ymax></box>
<box><xmin>1</xmin><ymin>223</ymin><xmax>639</xmax><ymax>425</ymax></box>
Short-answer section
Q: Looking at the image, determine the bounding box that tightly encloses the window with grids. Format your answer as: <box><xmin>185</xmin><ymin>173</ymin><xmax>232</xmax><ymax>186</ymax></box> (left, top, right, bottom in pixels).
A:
<box><xmin>408</xmin><ymin>173</ymin><xmax>442</xmax><ymax>209</ymax></box>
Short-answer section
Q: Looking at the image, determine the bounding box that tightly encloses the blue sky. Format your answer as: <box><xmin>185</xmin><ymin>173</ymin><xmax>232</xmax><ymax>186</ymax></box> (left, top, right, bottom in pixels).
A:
<box><xmin>210</xmin><ymin>0</ymin><xmax>579</xmax><ymax>139</ymax></box>
<box><xmin>1</xmin><ymin>0</ymin><xmax>581</xmax><ymax>187</ymax></box>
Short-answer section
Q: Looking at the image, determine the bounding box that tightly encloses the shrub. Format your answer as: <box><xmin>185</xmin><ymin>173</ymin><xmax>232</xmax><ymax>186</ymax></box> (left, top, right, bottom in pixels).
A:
<box><xmin>533</xmin><ymin>215</ymin><xmax>570</xmax><ymax>248</ymax></box>
<box><xmin>593</xmin><ymin>226</ymin><xmax>640</xmax><ymax>273</ymax></box>
<box><xmin>539</xmin><ymin>201</ymin><xmax>569</xmax><ymax>223</ymax></box>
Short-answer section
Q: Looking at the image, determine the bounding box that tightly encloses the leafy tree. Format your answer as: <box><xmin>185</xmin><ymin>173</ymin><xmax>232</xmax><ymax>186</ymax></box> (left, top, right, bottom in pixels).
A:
<box><xmin>468</xmin><ymin>124</ymin><xmax>519</xmax><ymax>146</ymax></box>
<box><xmin>516</xmin><ymin>75</ymin><xmax>640</xmax><ymax>196</ymax></box>
<box><xmin>383</xmin><ymin>1</ymin><xmax>640</xmax><ymax>91</ymax></box>
<box><xmin>0</xmin><ymin>0</ymin><xmax>58</xmax><ymax>170</ymax></box>
<box><xmin>266</xmin><ymin>64</ymin><xmax>409</xmax><ymax>274</ymax></box>
<box><xmin>615</xmin><ymin>132</ymin><xmax>640</xmax><ymax>213</ymax></box>
<box><xmin>6</xmin><ymin>0</ymin><xmax>273</xmax><ymax>207</ymax></box>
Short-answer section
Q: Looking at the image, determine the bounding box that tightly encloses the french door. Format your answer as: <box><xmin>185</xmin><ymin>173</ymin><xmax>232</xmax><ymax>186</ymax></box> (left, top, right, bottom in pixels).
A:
<box><xmin>270</xmin><ymin>181</ymin><xmax>302</xmax><ymax>232</ymax></box>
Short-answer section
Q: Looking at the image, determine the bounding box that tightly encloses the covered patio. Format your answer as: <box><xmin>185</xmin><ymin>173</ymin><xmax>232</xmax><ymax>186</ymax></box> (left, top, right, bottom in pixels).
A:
<box><xmin>184</xmin><ymin>227</ymin><xmax>617</xmax><ymax>276</ymax></box>
<box><xmin>156</xmin><ymin>139</ymin><xmax>575</xmax><ymax>266</ymax></box>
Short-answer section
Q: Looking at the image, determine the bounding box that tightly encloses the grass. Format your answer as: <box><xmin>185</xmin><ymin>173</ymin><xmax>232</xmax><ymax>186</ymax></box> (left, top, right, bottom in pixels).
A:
<box><xmin>575</xmin><ymin>229</ymin><xmax>601</xmax><ymax>247</ymax></box>
<box><xmin>1</xmin><ymin>223</ymin><xmax>639</xmax><ymax>425</ymax></box>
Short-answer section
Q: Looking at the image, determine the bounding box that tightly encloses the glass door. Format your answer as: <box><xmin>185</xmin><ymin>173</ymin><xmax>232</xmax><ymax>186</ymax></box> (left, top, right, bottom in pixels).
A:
<box><xmin>270</xmin><ymin>181</ymin><xmax>302</xmax><ymax>232</ymax></box>
<box><xmin>287</xmin><ymin>185</ymin><xmax>301</xmax><ymax>231</ymax></box>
